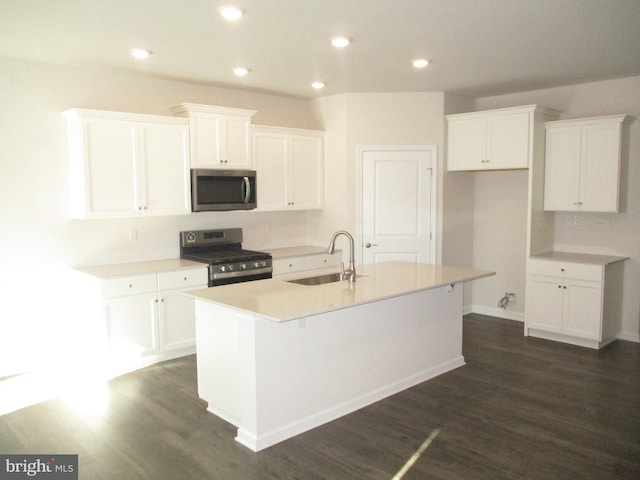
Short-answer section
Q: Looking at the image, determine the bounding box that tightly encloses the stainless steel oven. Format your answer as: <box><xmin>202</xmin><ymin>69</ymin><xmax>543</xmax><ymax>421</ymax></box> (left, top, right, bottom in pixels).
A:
<box><xmin>179</xmin><ymin>228</ymin><xmax>271</xmax><ymax>287</ymax></box>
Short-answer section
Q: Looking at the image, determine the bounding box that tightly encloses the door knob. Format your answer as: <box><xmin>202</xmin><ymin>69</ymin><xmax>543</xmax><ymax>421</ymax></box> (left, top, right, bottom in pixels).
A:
<box><xmin>365</xmin><ymin>242</ymin><xmax>378</xmax><ymax>248</ymax></box>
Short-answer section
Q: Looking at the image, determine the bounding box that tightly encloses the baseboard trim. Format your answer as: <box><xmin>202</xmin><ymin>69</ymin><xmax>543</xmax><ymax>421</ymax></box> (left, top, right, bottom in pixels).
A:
<box><xmin>235</xmin><ymin>356</ymin><xmax>466</xmax><ymax>452</ymax></box>
<box><xmin>466</xmin><ymin>305</ymin><xmax>524</xmax><ymax>322</ymax></box>
<box><xmin>617</xmin><ymin>331</ymin><xmax>640</xmax><ymax>343</ymax></box>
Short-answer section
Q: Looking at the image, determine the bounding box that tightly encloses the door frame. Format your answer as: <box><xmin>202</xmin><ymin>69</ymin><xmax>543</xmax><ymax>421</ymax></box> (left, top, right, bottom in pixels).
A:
<box><xmin>357</xmin><ymin>145</ymin><xmax>438</xmax><ymax>264</ymax></box>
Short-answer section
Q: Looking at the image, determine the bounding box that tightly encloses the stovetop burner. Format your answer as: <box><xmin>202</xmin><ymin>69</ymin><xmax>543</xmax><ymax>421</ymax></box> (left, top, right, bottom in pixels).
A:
<box><xmin>182</xmin><ymin>248</ymin><xmax>270</xmax><ymax>265</ymax></box>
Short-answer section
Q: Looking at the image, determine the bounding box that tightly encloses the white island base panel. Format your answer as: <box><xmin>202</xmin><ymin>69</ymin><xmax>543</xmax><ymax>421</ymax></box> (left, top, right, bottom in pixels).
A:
<box><xmin>195</xmin><ymin>284</ymin><xmax>464</xmax><ymax>452</ymax></box>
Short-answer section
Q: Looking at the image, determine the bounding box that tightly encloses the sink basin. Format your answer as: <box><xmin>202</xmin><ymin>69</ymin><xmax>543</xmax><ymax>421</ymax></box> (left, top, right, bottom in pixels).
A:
<box><xmin>287</xmin><ymin>272</ymin><xmax>364</xmax><ymax>286</ymax></box>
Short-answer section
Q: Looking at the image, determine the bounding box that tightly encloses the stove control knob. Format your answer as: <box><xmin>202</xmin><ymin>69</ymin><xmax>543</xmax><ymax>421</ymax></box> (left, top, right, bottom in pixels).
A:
<box><xmin>241</xmin><ymin>263</ymin><xmax>247</xmax><ymax>270</ymax></box>
<box><xmin>228</xmin><ymin>264</ymin><xmax>234</xmax><ymax>271</ymax></box>
<box><xmin>220</xmin><ymin>265</ymin><xmax>226</xmax><ymax>272</ymax></box>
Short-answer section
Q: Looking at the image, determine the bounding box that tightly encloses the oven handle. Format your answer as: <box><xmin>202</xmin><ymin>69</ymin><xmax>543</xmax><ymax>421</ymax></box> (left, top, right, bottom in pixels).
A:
<box><xmin>211</xmin><ymin>266</ymin><xmax>272</xmax><ymax>280</ymax></box>
<box><xmin>242</xmin><ymin>176</ymin><xmax>251</xmax><ymax>204</ymax></box>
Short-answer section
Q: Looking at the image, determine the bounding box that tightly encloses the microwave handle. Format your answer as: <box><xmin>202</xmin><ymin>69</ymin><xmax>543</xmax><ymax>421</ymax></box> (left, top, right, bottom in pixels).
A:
<box><xmin>242</xmin><ymin>176</ymin><xmax>251</xmax><ymax>204</ymax></box>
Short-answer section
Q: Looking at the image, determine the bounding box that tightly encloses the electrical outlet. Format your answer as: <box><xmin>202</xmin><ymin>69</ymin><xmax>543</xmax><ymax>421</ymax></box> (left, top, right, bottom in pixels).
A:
<box><xmin>507</xmin><ymin>292</ymin><xmax>516</xmax><ymax>304</ymax></box>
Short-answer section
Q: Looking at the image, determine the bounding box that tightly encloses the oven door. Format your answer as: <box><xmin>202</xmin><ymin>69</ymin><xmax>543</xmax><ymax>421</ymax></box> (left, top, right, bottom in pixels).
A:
<box><xmin>192</xmin><ymin>169</ymin><xmax>257</xmax><ymax>212</ymax></box>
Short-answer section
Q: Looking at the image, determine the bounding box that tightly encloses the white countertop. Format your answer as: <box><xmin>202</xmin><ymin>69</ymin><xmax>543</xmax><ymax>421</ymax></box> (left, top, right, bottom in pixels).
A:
<box><xmin>186</xmin><ymin>261</ymin><xmax>494</xmax><ymax>322</ymax></box>
<box><xmin>75</xmin><ymin>258</ymin><xmax>206</xmax><ymax>279</ymax></box>
<box><xmin>530</xmin><ymin>251</ymin><xmax>628</xmax><ymax>265</ymax></box>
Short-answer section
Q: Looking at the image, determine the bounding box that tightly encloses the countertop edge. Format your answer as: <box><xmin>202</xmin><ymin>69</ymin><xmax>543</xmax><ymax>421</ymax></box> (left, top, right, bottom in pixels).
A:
<box><xmin>529</xmin><ymin>251</ymin><xmax>629</xmax><ymax>266</ymax></box>
<box><xmin>187</xmin><ymin>262</ymin><xmax>495</xmax><ymax>323</ymax></box>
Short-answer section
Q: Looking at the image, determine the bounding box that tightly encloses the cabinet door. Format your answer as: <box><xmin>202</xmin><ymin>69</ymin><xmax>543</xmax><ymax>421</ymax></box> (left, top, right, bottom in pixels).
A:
<box><xmin>140</xmin><ymin>122</ymin><xmax>191</xmax><ymax>215</ymax></box>
<box><xmin>526</xmin><ymin>275</ymin><xmax>563</xmax><ymax>333</ymax></box>
<box><xmin>190</xmin><ymin>115</ymin><xmax>221</xmax><ymax>167</ymax></box>
<box><xmin>544</xmin><ymin>126</ymin><xmax>582</xmax><ymax>211</ymax></box>
<box><xmin>289</xmin><ymin>136</ymin><xmax>323</xmax><ymax>209</ymax></box>
<box><xmin>221</xmin><ymin>115</ymin><xmax>253</xmax><ymax>168</ymax></box>
<box><xmin>190</xmin><ymin>115</ymin><xmax>252</xmax><ymax>168</ymax></box>
<box><xmin>579</xmin><ymin>124</ymin><xmax>621</xmax><ymax>212</ymax></box>
<box><xmin>104</xmin><ymin>292</ymin><xmax>158</xmax><ymax>360</ymax></box>
<box><xmin>447</xmin><ymin>117</ymin><xmax>486</xmax><ymax>171</ymax></box>
<box><xmin>487</xmin><ymin>112</ymin><xmax>530</xmax><ymax>169</ymax></box>
<box><xmin>563</xmin><ymin>279</ymin><xmax>602</xmax><ymax>340</ymax></box>
<box><xmin>158</xmin><ymin>288</ymin><xmax>198</xmax><ymax>351</ymax></box>
<box><xmin>253</xmin><ymin>133</ymin><xmax>288</xmax><ymax>210</ymax></box>
<box><xmin>82</xmin><ymin>119</ymin><xmax>138</xmax><ymax>216</ymax></box>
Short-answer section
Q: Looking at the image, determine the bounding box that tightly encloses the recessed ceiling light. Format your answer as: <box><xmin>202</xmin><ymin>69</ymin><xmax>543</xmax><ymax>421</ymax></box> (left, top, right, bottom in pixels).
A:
<box><xmin>311</xmin><ymin>82</ymin><xmax>325</xmax><ymax>89</ymax></box>
<box><xmin>330</xmin><ymin>36</ymin><xmax>351</xmax><ymax>48</ymax></box>
<box><xmin>219</xmin><ymin>6</ymin><xmax>244</xmax><ymax>21</ymax></box>
<box><xmin>411</xmin><ymin>58</ymin><xmax>430</xmax><ymax>68</ymax></box>
<box><xmin>233</xmin><ymin>67</ymin><xmax>250</xmax><ymax>76</ymax></box>
<box><xmin>130</xmin><ymin>48</ymin><xmax>152</xmax><ymax>59</ymax></box>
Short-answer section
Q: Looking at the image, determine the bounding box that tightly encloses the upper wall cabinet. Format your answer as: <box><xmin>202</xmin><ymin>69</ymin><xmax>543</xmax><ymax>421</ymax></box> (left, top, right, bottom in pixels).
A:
<box><xmin>170</xmin><ymin>103</ymin><xmax>256</xmax><ymax>169</ymax></box>
<box><xmin>64</xmin><ymin>109</ymin><xmax>191</xmax><ymax>219</ymax></box>
<box><xmin>544</xmin><ymin>115</ymin><xmax>630</xmax><ymax>212</ymax></box>
<box><xmin>252</xmin><ymin>125</ymin><xmax>324</xmax><ymax>211</ymax></box>
<box><xmin>447</xmin><ymin>105</ymin><xmax>555</xmax><ymax>171</ymax></box>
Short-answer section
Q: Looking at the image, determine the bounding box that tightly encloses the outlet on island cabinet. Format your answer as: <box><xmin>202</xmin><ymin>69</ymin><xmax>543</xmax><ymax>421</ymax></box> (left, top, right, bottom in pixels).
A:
<box><xmin>64</xmin><ymin>109</ymin><xmax>191</xmax><ymax>219</ymax></box>
<box><xmin>252</xmin><ymin>125</ymin><xmax>324</xmax><ymax>211</ymax></box>
<box><xmin>170</xmin><ymin>103</ymin><xmax>257</xmax><ymax>169</ymax></box>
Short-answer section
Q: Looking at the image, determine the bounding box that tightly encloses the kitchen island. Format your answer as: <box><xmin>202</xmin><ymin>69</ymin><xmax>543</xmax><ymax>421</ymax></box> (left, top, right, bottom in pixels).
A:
<box><xmin>186</xmin><ymin>261</ymin><xmax>493</xmax><ymax>451</ymax></box>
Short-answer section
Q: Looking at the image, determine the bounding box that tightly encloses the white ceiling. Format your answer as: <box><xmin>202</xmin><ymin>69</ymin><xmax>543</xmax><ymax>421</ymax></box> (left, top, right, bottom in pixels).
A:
<box><xmin>2</xmin><ymin>0</ymin><xmax>640</xmax><ymax>99</ymax></box>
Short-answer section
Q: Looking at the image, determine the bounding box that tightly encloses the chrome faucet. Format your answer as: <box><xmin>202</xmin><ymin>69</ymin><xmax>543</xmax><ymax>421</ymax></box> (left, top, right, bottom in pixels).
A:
<box><xmin>327</xmin><ymin>230</ymin><xmax>356</xmax><ymax>283</ymax></box>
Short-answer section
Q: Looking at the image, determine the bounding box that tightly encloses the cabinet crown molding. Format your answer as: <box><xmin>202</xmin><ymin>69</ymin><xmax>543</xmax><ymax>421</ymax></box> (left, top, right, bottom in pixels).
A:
<box><xmin>169</xmin><ymin>103</ymin><xmax>257</xmax><ymax>117</ymax></box>
<box><xmin>446</xmin><ymin>104</ymin><xmax>560</xmax><ymax>121</ymax></box>
<box><xmin>545</xmin><ymin>114</ymin><xmax>630</xmax><ymax>128</ymax></box>
<box><xmin>252</xmin><ymin>124</ymin><xmax>325</xmax><ymax>136</ymax></box>
<box><xmin>63</xmin><ymin>108</ymin><xmax>188</xmax><ymax>125</ymax></box>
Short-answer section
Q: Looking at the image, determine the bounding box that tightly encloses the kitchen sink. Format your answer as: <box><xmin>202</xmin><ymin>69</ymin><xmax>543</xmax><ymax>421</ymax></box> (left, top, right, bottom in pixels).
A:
<box><xmin>286</xmin><ymin>272</ymin><xmax>364</xmax><ymax>286</ymax></box>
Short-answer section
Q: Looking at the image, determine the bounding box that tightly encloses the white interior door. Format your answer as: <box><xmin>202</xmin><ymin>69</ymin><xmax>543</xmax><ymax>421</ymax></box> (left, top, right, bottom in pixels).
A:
<box><xmin>361</xmin><ymin>147</ymin><xmax>435</xmax><ymax>264</ymax></box>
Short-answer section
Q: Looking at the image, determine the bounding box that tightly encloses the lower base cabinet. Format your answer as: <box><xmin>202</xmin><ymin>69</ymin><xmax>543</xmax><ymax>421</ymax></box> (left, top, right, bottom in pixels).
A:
<box><xmin>271</xmin><ymin>249</ymin><xmax>341</xmax><ymax>276</ymax></box>
<box><xmin>96</xmin><ymin>266</ymin><xmax>207</xmax><ymax>376</ymax></box>
<box><xmin>525</xmin><ymin>254</ymin><xmax>626</xmax><ymax>349</ymax></box>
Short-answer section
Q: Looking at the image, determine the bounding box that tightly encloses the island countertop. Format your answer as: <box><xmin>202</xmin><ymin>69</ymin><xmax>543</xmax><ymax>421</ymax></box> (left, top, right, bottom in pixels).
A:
<box><xmin>186</xmin><ymin>261</ymin><xmax>494</xmax><ymax>322</ymax></box>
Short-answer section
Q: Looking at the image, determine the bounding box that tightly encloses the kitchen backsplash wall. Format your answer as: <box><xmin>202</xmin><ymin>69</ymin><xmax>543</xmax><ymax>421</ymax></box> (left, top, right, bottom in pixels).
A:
<box><xmin>0</xmin><ymin>56</ymin><xmax>320</xmax><ymax>271</ymax></box>
<box><xmin>475</xmin><ymin>76</ymin><xmax>640</xmax><ymax>341</ymax></box>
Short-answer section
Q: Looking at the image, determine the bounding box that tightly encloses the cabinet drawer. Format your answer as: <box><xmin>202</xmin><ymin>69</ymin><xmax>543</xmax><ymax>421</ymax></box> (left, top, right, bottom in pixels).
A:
<box><xmin>101</xmin><ymin>274</ymin><xmax>157</xmax><ymax>298</ymax></box>
<box><xmin>306</xmin><ymin>253</ymin><xmax>341</xmax><ymax>271</ymax></box>
<box><xmin>272</xmin><ymin>258</ymin><xmax>307</xmax><ymax>275</ymax></box>
<box><xmin>528</xmin><ymin>259</ymin><xmax>603</xmax><ymax>282</ymax></box>
<box><xmin>158</xmin><ymin>268</ymin><xmax>208</xmax><ymax>290</ymax></box>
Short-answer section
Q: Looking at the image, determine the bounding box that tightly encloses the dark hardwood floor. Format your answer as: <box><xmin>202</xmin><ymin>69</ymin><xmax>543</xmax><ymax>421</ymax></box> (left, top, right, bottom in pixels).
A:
<box><xmin>2</xmin><ymin>314</ymin><xmax>639</xmax><ymax>479</ymax></box>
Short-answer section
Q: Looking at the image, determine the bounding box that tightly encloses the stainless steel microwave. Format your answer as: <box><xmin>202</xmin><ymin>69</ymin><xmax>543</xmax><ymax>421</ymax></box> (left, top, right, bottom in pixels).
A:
<box><xmin>191</xmin><ymin>169</ymin><xmax>257</xmax><ymax>212</ymax></box>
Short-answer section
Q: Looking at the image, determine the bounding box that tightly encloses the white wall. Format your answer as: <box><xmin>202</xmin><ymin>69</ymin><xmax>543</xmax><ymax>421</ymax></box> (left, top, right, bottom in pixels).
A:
<box><xmin>310</xmin><ymin>92</ymin><xmax>448</xmax><ymax>263</ymax></box>
<box><xmin>475</xmin><ymin>76</ymin><xmax>640</xmax><ymax>340</ymax></box>
<box><xmin>0</xmin><ymin>57</ymin><xmax>322</xmax><ymax>376</ymax></box>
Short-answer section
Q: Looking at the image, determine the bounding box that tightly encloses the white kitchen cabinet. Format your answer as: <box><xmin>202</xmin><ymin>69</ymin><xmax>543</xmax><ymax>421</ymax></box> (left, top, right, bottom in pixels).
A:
<box><xmin>544</xmin><ymin>115</ymin><xmax>629</xmax><ymax>212</ymax></box>
<box><xmin>85</xmin><ymin>263</ymin><xmax>207</xmax><ymax>377</ymax></box>
<box><xmin>525</xmin><ymin>253</ymin><xmax>627</xmax><ymax>349</ymax></box>
<box><xmin>447</xmin><ymin>105</ymin><xmax>540</xmax><ymax>171</ymax></box>
<box><xmin>269</xmin><ymin>246</ymin><xmax>341</xmax><ymax>275</ymax></box>
<box><xmin>170</xmin><ymin>103</ymin><xmax>256</xmax><ymax>169</ymax></box>
<box><xmin>252</xmin><ymin>125</ymin><xmax>324</xmax><ymax>210</ymax></box>
<box><xmin>64</xmin><ymin>109</ymin><xmax>191</xmax><ymax>219</ymax></box>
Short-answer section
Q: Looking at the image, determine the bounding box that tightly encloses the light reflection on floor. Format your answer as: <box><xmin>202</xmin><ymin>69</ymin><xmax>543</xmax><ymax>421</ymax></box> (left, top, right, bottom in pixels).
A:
<box><xmin>0</xmin><ymin>369</ymin><xmax>110</xmax><ymax>418</ymax></box>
